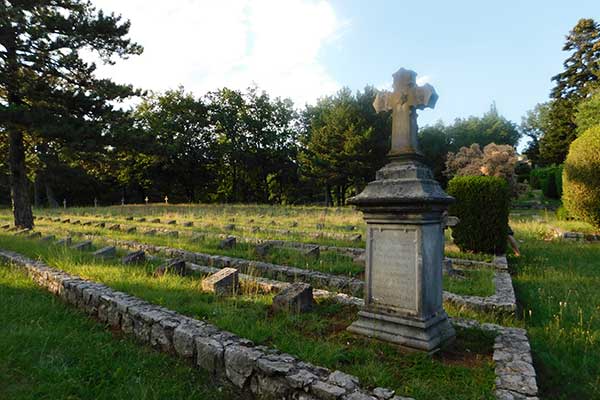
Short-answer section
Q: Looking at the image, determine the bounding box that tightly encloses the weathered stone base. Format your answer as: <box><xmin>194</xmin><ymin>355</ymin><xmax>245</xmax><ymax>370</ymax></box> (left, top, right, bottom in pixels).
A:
<box><xmin>347</xmin><ymin>310</ymin><xmax>455</xmax><ymax>352</ymax></box>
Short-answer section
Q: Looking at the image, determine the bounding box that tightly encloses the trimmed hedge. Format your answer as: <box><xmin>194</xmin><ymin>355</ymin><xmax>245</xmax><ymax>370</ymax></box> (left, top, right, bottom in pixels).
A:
<box><xmin>563</xmin><ymin>125</ymin><xmax>600</xmax><ymax>228</ymax></box>
<box><xmin>447</xmin><ymin>176</ymin><xmax>510</xmax><ymax>254</ymax></box>
<box><xmin>530</xmin><ymin>165</ymin><xmax>563</xmax><ymax>199</ymax></box>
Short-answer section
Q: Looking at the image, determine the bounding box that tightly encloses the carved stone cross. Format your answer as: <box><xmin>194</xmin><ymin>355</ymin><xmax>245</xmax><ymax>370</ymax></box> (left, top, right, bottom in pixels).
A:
<box><xmin>373</xmin><ymin>68</ymin><xmax>438</xmax><ymax>157</ymax></box>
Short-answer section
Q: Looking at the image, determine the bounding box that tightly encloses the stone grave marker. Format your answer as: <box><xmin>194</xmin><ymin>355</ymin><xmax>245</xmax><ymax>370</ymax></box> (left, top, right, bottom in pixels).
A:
<box><xmin>154</xmin><ymin>259</ymin><xmax>187</xmax><ymax>277</ymax></box>
<box><xmin>1</xmin><ymin>224</ymin><xmax>9</xmax><ymax>229</ymax></box>
<box><xmin>164</xmin><ymin>230</ymin><xmax>178</xmax><ymax>238</ymax></box>
<box><xmin>224</xmin><ymin>224</ymin><xmax>235</xmax><ymax>231</ymax></box>
<box><xmin>82</xmin><ymin>221</ymin><xmax>92</xmax><ymax>226</ymax></box>
<box><xmin>125</xmin><ymin>227</ymin><xmax>137</xmax><ymax>233</ymax></box>
<box><xmin>201</xmin><ymin>268</ymin><xmax>239</xmax><ymax>296</ymax></box>
<box><xmin>304</xmin><ymin>246</ymin><xmax>320</xmax><ymax>259</ymax></box>
<box><xmin>218</xmin><ymin>236</ymin><xmax>236</xmax><ymax>249</ymax></box>
<box><xmin>272</xmin><ymin>283</ymin><xmax>313</xmax><ymax>313</ymax></box>
<box><xmin>316</xmin><ymin>223</ymin><xmax>324</xmax><ymax>230</ymax></box>
<box><xmin>15</xmin><ymin>228</ymin><xmax>31</xmax><ymax>236</ymax></box>
<box><xmin>291</xmin><ymin>221</ymin><xmax>298</xmax><ymax>227</ymax></box>
<box><xmin>93</xmin><ymin>246</ymin><xmax>116</xmax><ymax>259</ymax></box>
<box><xmin>182</xmin><ymin>221</ymin><xmax>193</xmax><ymax>227</ymax></box>
<box><xmin>190</xmin><ymin>233</ymin><xmax>205</xmax><ymax>242</ymax></box>
<box><xmin>61</xmin><ymin>218</ymin><xmax>70</xmax><ymax>224</ymax></box>
<box><xmin>255</xmin><ymin>243</ymin><xmax>271</xmax><ymax>258</ymax></box>
<box><xmin>41</xmin><ymin>235</ymin><xmax>55</xmax><ymax>242</ymax></box>
<box><xmin>108</xmin><ymin>223</ymin><xmax>120</xmax><ymax>231</ymax></box>
<box><xmin>56</xmin><ymin>237</ymin><xmax>72</xmax><ymax>246</ymax></box>
<box><xmin>150</xmin><ymin>218</ymin><xmax>160</xmax><ymax>223</ymax></box>
<box><xmin>28</xmin><ymin>232</ymin><xmax>42</xmax><ymax>239</ymax></box>
<box><xmin>343</xmin><ymin>225</ymin><xmax>356</xmax><ymax>231</ymax></box>
<box><xmin>167</xmin><ymin>220</ymin><xmax>176</xmax><ymax>225</ymax></box>
<box><xmin>122</xmin><ymin>250</ymin><xmax>145</xmax><ymax>264</ymax></box>
<box><xmin>72</xmin><ymin>220</ymin><xmax>80</xmax><ymax>225</ymax></box>
<box><xmin>125</xmin><ymin>216</ymin><xmax>134</xmax><ymax>221</ymax></box>
<box><xmin>251</xmin><ymin>226</ymin><xmax>260</xmax><ymax>233</ymax></box>
<box><xmin>94</xmin><ymin>222</ymin><xmax>105</xmax><ymax>228</ymax></box>
<box><xmin>349</xmin><ymin>233</ymin><xmax>362</xmax><ymax>242</ymax></box>
<box><xmin>138</xmin><ymin>217</ymin><xmax>146</xmax><ymax>222</ymax></box>
<box><xmin>71</xmin><ymin>240</ymin><xmax>92</xmax><ymax>251</ymax></box>
<box><xmin>347</xmin><ymin>67</ymin><xmax>455</xmax><ymax>352</ymax></box>
<box><xmin>144</xmin><ymin>229</ymin><xmax>157</xmax><ymax>236</ymax></box>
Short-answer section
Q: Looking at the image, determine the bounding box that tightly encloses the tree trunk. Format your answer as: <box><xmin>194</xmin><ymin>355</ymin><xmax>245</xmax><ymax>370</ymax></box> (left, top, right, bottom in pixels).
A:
<box><xmin>325</xmin><ymin>184</ymin><xmax>332</xmax><ymax>207</ymax></box>
<box><xmin>45</xmin><ymin>181</ymin><xmax>59</xmax><ymax>208</ymax></box>
<box><xmin>8</xmin><ymin>128</ymin><xmax>34</xmax><ymax>228</ymax></box>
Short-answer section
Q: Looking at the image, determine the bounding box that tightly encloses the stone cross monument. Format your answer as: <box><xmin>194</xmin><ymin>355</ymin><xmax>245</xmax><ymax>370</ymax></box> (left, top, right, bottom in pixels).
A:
<box><xmin>347</xmin><ymin>67</ymin><xmax>455</xmax><ymax>352</ymax></box>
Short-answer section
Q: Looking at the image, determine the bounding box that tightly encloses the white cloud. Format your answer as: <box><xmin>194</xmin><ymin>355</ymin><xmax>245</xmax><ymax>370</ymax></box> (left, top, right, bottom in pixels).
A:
<box><xmin>89</xmin><ymin>0</ymin><xmax>342</xmax><ymax>106</ymax></box>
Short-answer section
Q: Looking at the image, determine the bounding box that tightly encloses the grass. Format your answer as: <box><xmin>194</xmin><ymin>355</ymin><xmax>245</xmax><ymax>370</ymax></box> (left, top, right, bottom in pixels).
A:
<box><xmin>444</xmin><ymin>269</ymin><xmax>495</xmax><ymax>297</ymax></box>
<box><xmin>0</xmin><ymin>232</ymin><xmax>496</xmax><ymax>400</ymax></box>
<box><xmin>510</xmin><ymin>216</ymin><xmax>600</xmax><ymax>399</ymax></box>
<box><xmin>0</xmin><ymin>263</ymin><xmax>232</xmax><ymax>400</ymax></box>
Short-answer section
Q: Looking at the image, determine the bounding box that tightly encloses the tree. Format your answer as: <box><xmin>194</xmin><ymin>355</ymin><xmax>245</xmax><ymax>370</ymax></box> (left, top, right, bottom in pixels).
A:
<box><xmin>0</xmin><ymin>1</ymin><xmax>142</xmax><ymax>228</ymax></box>
<box><xmin>520</xmin><ymin>103</ymin><xmax>550</xmax><ymax>167</ymax></box>
<box><xmin>539</xmin><ymin>18</ymin><xmax>600</xmax><ymax>165</ymax></box>
<box><xmin>575</xmin><ymin>90</ymin><xmax>600</xmax><ymax>135</ymax></box>
<box><xmin>446</xmin><ymin>104</ymin><xmax>521</xmax><ymax>150</ymax></box>
<box><xmin>445</xmin><ymin>143</ymin><xmax>520</xmax><ymax>196</ymax></box>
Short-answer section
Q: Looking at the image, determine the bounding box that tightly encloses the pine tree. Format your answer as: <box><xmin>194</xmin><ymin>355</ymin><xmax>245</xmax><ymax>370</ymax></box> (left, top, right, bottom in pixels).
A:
<box><xmin>0</xmin><ymin>1</ymin><xmax>142</xmax><ymax>228</ymax></box>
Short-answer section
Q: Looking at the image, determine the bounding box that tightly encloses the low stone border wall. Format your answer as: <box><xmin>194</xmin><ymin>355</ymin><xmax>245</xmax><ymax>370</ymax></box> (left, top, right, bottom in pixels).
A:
<box><xmin>443</xmin><ymin>271</ymin><xmax>516</xmax><ymax>314</ymax></box>
<box><xmin>452</xmin><ymin>318</ymin><xmax>539</xmax><ymax>400</ymax></box>
<box><xmin>0</xmin><ymin>248</ymin><xmax>412</xmax><ymax>400</ymax></box>
<box><xmin>86</xmin><ymin>237</ymin><xmax>366</xmax><ymax>297</ymax></box>
<box><xmin>76</xmin><ymin>236</ymin><xmax>516</xmax><ymax>313</ymax></box>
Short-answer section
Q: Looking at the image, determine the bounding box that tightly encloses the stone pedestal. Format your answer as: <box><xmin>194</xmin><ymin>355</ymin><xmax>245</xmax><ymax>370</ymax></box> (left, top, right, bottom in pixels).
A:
<box><xmin>347</xmin><ymin>155</ymin><xmax>455</xmax><ymax>352</ymax></box>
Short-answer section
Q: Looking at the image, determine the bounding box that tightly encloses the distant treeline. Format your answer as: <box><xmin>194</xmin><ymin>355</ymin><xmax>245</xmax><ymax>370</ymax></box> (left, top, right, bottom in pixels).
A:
<box><xmin>0</xmin><ymin>85</ymin><xmax>523</xmax><ymax>207</ymax></box>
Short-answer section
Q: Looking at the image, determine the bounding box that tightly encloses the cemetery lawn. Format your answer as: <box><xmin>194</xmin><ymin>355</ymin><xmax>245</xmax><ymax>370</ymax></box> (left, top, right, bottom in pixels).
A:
<box><xmin>0</xmin><ymin>263</ymin><xmax>233</xmax><ymax>400</ymax></box>
<box><xmin>0</xmin><ymin>233</ymin><xmax>496</xmax><ymax>400</ymax></box>
<box><xmin>510</xmin><ymin>215</ymin><xmax>600</xmax><ymax>399</ymax></box>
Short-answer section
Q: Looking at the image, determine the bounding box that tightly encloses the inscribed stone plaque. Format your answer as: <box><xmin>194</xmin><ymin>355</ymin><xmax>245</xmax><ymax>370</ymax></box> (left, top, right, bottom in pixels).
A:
<box><xmin>369</xmin><ymin>227</ymin><xmax>418</xmax><ymax>312</ymax></box>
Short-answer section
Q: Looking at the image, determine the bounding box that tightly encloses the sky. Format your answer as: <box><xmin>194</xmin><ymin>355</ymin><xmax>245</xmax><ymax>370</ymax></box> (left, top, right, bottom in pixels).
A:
<box><xmin>91</xmin><ymin>0</ymin><xmax>600</xmax><ymax>131</ymax></box>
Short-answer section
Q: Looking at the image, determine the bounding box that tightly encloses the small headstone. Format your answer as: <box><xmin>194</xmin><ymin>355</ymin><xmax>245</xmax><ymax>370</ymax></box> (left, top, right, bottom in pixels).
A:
<box><xmin>201</xmin><ymin>267</ymin><xmax>239</xmax><ymax>296</ymax></box>
<box><xmin>182</xmin><ymin>221</ymin><xmax>193</xmax><ymax>227</ymax></box>
<box><xmin>255</xmin><ymin>243</ymin><xmax>271</xmax><ymax>258</ymax></box>
<box><xmin>164</xmin><ymin>195</ymin><xmax>169</xmax><ymax>204</ymax></box>
<box><xmin>125</xmin><ymin>227</ymin><xmax>137</xmax><ymax>233</ymax></box>
<box><xmin>61</xmin><ymin>219</ymin><xmax>70</xmax><ymax>224</ymax></box>
<box><xmin>349</xmin><ymin>234</ymin><xmax>362</xmax><ymax>242</ymax></box>
<box><xmin>154</xmin><ymin>259</ymin><xmax>187</xmax><ymax>277</ymax></box>
<box><xmin>56</xmin><ymin>237</ymin><xmax>72</xmax><ymax>246</ymax></box>
<box><xmin>316</xmin><ymin>223</ymin><xmax>324</xmax><ymax>230</ymax></box>
<box><xmin>291</xmin><ymin>221</ymin><xmax>298</xmax><ymax>227</ymax></box>
<box><xmin>144</xmin><ymin>229</ymin><xmax>157</xmax><ymax>236</ymax></box>
<box><xmin>272</xmin><ymin>283</ymin><xmax>313</xmax><ymax>313</ymax></box>
<box><xmin>248</xmin><ymin>219</ymin><xmax>255</xmax><ymax>223</ymax></box>
<box><xmin>108</xmin><ymin>224</ymin><xmax>120</xmax><ymax>231</ymax></box>
<box><xmin>138</xmin><ymin>217</ymin><xmax>146</xmax><ymax>222</ymax></box>
<box><xmin>224</xmin><ymin>224</ymin><xmax>235</xmax><ymax>231</ymax></box>
<box><xmin>144</xmin><ymin>196</ymin><xmax>149</xmax><ymax>205</ymax></box>
<box><xmin>122</xmin><ymin>250</ymin><xmax>145</xmax><ymax>264</ymax></box>
<box><xmin>7</xmin><ymin>226</ymin><xmax>18</xmax><ymax>232</ymax></box>
<box><xmin>71</xmin><ymin>240</ymin><xmax>92</xmax><ymax>251</ymax></box>
<box><xmin>52</xmin><ymin>217</ymin><xmax>61</xmax><ymax>222</ymax></box>
<box><xmin>37</xmin><ymin>216</ymin><xmax>44</xmax><ymax>221</ymax></box>
<box><xmin>343</xmin><ymin>225</ymin><xmax>356</xmax><ymax>231</ymax></box>
<box><xmin>1</xmin><ymin>224</ymin><xmax>10</xmax><ymax>229</ymax></box>
<box><xmin>125</xmin><ymin>216</ymin><xmax>134</xmax><ymax>221</ymax></box>
<box><xmin>40</xmin><ymin>235</ymin><xmax>55</xmax><ymax>242</ymax></box>
<box><xmin>304</xmin><ymin>246</ymin><xmax>320</xmax><ymax>259</ymax></box>
<box><xmin>270</xmin><ymin>220</ymin><xmax>277</xmax><ymax>226</ymax></box>
<box><xmin>166</xmin><ymin>220</ymin><xmax>176</xmax><ymax>225</ymax></box>
<box><xmin>251</xmin><ymin>226</ymin><xmax>260</xmax><ymax>233</ymax></box>
<box><xmin>72</xmin><ymin>220</ymin><xmax>80</xmax><ymax>225</ymax></box>
<box><xmin>93</xmin><ymin>246</ymin><xmax>116</xmax><ymax>259</ymax></box>
<box><xmin>94</xmin><ymin>222</ymin><xmax>105</xmax><ymax>228</ymax></box>
<box><xmin>15</xmin><ymin>228</ymin><xmax>31</xmax><ymax>236</ymax></box>
<box><xmin>150</xmin><ymin>218</ymin><xmax>160</xmax><ymax>223</ymax></box>
<box><xmin>218</xmin><ymin>236</ymin><xmax>236</xmax><ymax>249</ymax></box>
<box><xmin>164</xmin><ymin>230</ymin><xmax>179</xmax><ymax>238</ymax></box>
<box><xmin>82</xmin><ymin>221</ymin><xmax>92</xmax><ymax>226</ymax></box>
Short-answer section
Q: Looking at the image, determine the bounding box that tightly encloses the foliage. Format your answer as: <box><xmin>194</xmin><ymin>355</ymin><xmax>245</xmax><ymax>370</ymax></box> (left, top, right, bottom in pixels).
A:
<box><xmin>447</xmin><ymin>176</ymin><xmax>510</xmax><ymax>254</ymax></box>
<box><xmin>537</xmin><ymin>18</ymin><xmax>600</xmax><ymax>166</ymax></box>
<box><xmin>445</xmin><ymin>143</ymin><xmax>519</xmax><ymax>196</ymax></box>
<box><xmin>0</xmin><ymin>0</ymin><xmax>142</xmax><ymax>227</ymax></box>
<box><xmin>520</xmin><ymin>102</ymin><xmax>551</xmax><ymax>167</ymax></box>
<box><xmin>562</xmin><ymin>125</ymin><xmax>600</xmax><ymax>228</ymax></box>
<box><xmin>574</xmin><ymin>90</ymin><xmax>600</xmax><ymax>136</ymax></box>
<box><xmin>530</xmin><ymin>165</ymin><xmax>563</xmax><ymax>200</ymax></box>
<box><xmin>300</xmin><ymin>87</ymin><xmax>389</xmax><ymax>206</ymax></box>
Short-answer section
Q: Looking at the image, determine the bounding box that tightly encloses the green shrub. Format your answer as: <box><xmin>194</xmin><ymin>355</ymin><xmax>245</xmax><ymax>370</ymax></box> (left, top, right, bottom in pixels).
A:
<box><xmin>563</xmin><ymin>126</ymin><xmax>600</xmax><ymax>228</ymax></box>
<box><xmin>530</xmin><ymin>165</ymin><xmax>563</xmax><ymax>199</ymax></box>
<box><xmin>447</xmin><ymin>176</ymin><xmax>510</xmax><ymax>254</ymax></box>
<box><xmin>555</xmin><ymin>205</ymin><xmax>572</xmax><ymax>221</ymax></box>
